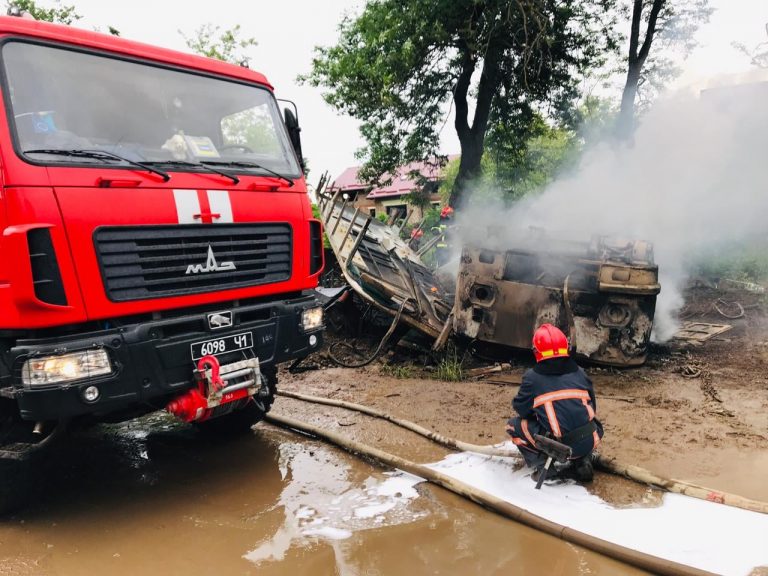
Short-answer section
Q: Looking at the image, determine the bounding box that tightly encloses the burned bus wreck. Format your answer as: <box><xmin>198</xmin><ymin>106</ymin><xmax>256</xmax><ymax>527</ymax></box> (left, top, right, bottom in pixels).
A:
<box><xmin>454</xmin><ymin>234</ymin><xmax>661</xmax><ymax>366</ymax></box>
<box><xmin>318</xmin><ymin>193</ymin><xmax>661</xmax><ymax>367</ymax></box>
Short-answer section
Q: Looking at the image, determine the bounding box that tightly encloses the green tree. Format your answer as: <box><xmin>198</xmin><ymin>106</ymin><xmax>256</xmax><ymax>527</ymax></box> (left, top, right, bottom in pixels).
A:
<box><xmin>182</xmin><ymin>23</ymin><xmax>285</xmax><ymax>160</ymax></box>
<box><xmin>6</xmin><ymin>0</ymin><xmax>80</xmax><ymax>23</ymax></box>
<box><xmin>616</xmin><ymin>0</ymin><xmax>712</xmax><ymax>137</ymax></box>
<box><xmin>181</xmin><ymin>23</ymin><xmax>257</xmax><ymax>66</ymax></box>
<box><xmin>304</xmin><ymin>0</ymin><xmax>620</xmax><ymax>210</ymax></box>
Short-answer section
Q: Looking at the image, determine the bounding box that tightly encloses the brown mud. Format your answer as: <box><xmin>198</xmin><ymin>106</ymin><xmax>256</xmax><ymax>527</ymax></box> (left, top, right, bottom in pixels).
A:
<box><xmin>0</xmin><ymin>414</ymin><xmax>642</xmax><ymax>575</ymax></box>
<box><xmin>283</xmin><ymin>286</ymin><xmax>768</xmax><ymax>505</ymax></box>
<box><xmin>0</xmin><ymin>286</ymin><xmax>765</xmax><ymax>575</ymax></box>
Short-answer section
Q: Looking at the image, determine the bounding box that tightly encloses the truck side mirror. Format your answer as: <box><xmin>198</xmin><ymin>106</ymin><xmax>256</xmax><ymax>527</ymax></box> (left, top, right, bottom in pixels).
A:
<box><xmin>283</xmin><ymin>107</ymin><xmax>305</xmax><ymax>173</ymax></box>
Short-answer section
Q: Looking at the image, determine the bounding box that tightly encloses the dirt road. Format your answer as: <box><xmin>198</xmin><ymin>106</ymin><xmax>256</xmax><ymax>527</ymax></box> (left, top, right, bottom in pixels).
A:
<box><xmin>0</xmin><ymin>287</ymin><xmax>764</xmax><ymax>575</ymax></box>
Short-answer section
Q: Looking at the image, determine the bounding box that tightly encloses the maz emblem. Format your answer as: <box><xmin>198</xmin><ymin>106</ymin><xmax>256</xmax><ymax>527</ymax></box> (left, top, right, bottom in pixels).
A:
<box><xmin>186</xmin><ymin>245</ymin><xmax>236</xmax><ymax>275</ymax></box>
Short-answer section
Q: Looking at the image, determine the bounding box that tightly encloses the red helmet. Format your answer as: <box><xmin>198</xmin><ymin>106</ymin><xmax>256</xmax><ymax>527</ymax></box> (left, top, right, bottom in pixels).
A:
<box><xmin>410</xmin><ymin>228</ymin><xmax>424</xmax><ymax>239</ymax></box>
<box><xmin>532</xmin><ymin>324</ymin><xmax>569</xmax><ymax>363</ymax></box>
<box><xmin>440</xmin><ymin>206</ymin><xmax>454</xmax><ymax>218</ymax></box>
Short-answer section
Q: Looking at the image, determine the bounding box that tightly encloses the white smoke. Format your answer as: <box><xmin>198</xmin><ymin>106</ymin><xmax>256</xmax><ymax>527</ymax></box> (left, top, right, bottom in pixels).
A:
<box><xmin>455</xmin><ymin>74</ymin><xmax>768</xmax><ymax>341</ymax></box>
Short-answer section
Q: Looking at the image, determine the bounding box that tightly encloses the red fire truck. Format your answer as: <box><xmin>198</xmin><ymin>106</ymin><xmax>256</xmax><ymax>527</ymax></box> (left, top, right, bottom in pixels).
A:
<box><xmin>0</xmin><ymin>15</ymin><xmax>324</xmax><ymax>509</ymax></box>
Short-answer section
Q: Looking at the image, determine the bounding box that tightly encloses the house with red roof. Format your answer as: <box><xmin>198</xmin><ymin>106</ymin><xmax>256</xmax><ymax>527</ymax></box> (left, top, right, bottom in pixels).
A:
<box><xmin>327</xmin><ymin>157</ymin><xmax>457</xmax><ymax>224</ymax></box>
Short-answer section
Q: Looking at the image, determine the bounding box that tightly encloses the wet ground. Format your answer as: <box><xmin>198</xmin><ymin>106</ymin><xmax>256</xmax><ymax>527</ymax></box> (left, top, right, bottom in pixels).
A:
<box><xmin>3</xmin><ymin>286</ymin><xmax>766</xmax><ymax>575</ymax></box>
<box><xmin>0</xmin><ymin>413</ymin><xmax>646</xmax><ymax>576</ymax></box>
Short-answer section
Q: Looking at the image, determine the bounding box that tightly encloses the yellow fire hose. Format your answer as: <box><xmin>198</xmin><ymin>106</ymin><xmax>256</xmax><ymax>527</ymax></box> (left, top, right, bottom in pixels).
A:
<box><xmin>266</xmin><ymin>411</ymin><xmax>716</xmax><ymax>576</ymax></box>
<box><xmin>275</xmin><ymin>389</ymin><xmax>768</xmax><ymax>515</ymax></box>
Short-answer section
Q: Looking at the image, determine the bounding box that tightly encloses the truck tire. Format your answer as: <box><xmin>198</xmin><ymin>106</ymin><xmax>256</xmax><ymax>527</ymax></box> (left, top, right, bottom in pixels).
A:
<box><xmin>0</xmin><ymin>457</ymin><xmax>30</xmax><ymax>516</ymax></box>
<box><xmin>194</xmin><ymin>370</ymin><xmax>276</xmax><ymax>437</ymax></box>
<box><xmin>0</xmin><ymin>400</ymin><xmax>32</xmax><ymax>514</ymax></box>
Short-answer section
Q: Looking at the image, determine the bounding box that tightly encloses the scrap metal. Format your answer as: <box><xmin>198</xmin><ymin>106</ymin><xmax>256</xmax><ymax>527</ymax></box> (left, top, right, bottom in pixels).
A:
<box><xmin>319</xmin><ymin>193</ymin><xmax>662</xmax><ymax>367</ymax></box>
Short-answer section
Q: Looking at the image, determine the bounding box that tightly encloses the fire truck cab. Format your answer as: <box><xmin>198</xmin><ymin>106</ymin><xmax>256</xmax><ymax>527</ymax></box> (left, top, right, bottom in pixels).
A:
<box><xmin>0</xmin><ymin>15</ymin><xmax>324</xmax><ymax>508</ymax></box>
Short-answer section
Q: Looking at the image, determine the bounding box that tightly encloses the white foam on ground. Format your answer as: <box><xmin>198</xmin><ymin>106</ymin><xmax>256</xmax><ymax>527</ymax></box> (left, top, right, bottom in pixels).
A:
<box><xmin>426</xmin><ymin>451</ymin><xmax>768</xmax><ymax>576</ymax></box>
<box><xmin>302</xmin><ymin>526</ymin><xmax>353</xmax><ymax>540</ymax></box>
<box><xmin>244</xmin><ymin>444</ymin><xmax>424</xmax><ymax>566</ymax></box>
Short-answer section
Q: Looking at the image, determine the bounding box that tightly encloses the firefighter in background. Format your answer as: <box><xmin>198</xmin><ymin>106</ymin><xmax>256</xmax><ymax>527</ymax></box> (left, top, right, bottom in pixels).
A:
<box><xmin>433</xmin><ymin>205</ymin><xmax>454</xmax><ymax>266</ymax></box>
<box><xmin>409</xmin><ymin>227</ymin><xmax>424</xmax><ymax>250</ymax></box>
<box><xmin>505</xmin><ymin>324</ymin><xmax>604</xmax><ymax>482</ymax></box>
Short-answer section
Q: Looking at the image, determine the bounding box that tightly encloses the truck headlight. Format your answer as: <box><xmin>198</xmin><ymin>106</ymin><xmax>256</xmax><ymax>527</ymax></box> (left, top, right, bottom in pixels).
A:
<box><xmin>22</xmin><ymin>349</ymin><xmax>113</xmax><ymax>387</ymax></box>
<box><xmin>301</xmin><ymin>307</ymin><xmax>324</xmax><ymax>332</ymax></box>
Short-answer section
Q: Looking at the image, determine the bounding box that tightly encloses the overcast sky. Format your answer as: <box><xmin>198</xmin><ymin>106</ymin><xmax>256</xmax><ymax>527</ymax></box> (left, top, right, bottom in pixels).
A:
<box><xmin>65</xmin><ymin>0</ymin><xmax>768</xmax><ymax>184</ymax></box>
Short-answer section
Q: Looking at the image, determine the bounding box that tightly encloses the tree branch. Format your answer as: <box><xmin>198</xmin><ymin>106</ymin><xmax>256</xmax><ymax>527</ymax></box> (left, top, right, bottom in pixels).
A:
<box><xmin>628</xmin><ymin>0</ymin><xmax>643</xmax><ymax>62</ymax></box>
<box><xmin>638</xmin><ymin>0</ymin><xmax>665</xmax><ymax>62</ymax></box>
<box><xmin>471</xmin><ymin>49</ymin><xmax>500</xmax><ymax>139</ymax></box>
<box><xmin>454</xmin><ymin>42</ymin><xmax>475</xmax><ymax>142</ymax></box>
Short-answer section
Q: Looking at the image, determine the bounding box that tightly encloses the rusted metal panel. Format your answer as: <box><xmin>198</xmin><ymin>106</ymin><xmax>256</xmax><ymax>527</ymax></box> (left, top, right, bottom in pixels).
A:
<box><xmin>673</xmin><ymin>323</ymin><xmax>733</xmax><ymax>343</ymax></box>
<box><xmin>322</xmin><ymin>193</ymin><xmax>662</xmax><ymax>367</ymax></box>
<box><xmin>321</xmin><ymin>194</ymin><xmax>452</xmax><ymax>338</ymax></box>
<box><xmin>454</xmin><ymin>235</ymin><xmax>661</xmax><ymax>367</ymax></box>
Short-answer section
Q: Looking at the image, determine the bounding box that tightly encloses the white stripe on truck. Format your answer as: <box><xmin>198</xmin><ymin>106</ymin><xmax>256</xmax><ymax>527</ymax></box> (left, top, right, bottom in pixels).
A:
<box><xmin>207</xmin><ymin>190</ymin><xmax>234</xmax><ymax>223</ymax></box>
<box><xmin>173</xmin><ymin>189</ymin><xmax>199</xmax><ymax>224</ymax></box>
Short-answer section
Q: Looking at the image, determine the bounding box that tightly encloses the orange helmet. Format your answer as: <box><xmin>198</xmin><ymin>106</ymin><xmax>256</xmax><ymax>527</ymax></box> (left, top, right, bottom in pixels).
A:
<box><xmin>410</xmin><ymin>228</ymin><xmax>424</xmax><ymax>239</ymax></box>
<box><xmin>532</xmin><ymin>324</ymin><xmax>569</xmax><ymax>363</ymax></box>
<box><xmin>440</xmin><ymin>206</ymin><xmax>454</xmax><ymax>218</ymax></box>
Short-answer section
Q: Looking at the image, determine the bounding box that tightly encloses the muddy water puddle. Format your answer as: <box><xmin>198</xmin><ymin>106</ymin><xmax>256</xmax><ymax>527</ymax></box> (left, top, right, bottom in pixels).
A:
<box><xmin>0</xmin><ymin>414</ymin><xmax>645</xmax><ymax>575</ymax></box>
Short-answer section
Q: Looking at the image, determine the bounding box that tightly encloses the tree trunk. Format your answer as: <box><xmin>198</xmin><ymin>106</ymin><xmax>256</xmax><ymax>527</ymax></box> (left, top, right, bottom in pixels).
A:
<box><xmin>449</xmin><ymin>134</ymin><xmax>484</xmax><ymax>210</ymax></box>
<box><xmin>448</xmin><ymin>44</ymin><xmax>500</xmax><ymax>209</ymax></box>
<box><xmin>616</xmin><ymin>63</ymin><xmax>642</xmax><ymax>138</ymax></box>
<box><xmin>615</xmin><ymin>0</ymin><xmax>665</xmax><ymax>140</ymax></box>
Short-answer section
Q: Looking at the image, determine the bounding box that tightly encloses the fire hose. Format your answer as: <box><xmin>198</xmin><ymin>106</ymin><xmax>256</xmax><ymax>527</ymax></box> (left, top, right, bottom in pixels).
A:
<box><xmin>273</xmin><ymin>389</ymin><xmax>768</xmax><ymax>515</ymax></box>
<box><xmin>266</xmin><ymin>410</ymin><xmax>716</xmax><ymax>576</ymax></box>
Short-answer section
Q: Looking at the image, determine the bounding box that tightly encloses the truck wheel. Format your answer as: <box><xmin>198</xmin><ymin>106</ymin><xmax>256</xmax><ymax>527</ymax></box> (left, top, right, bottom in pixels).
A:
<box><xmin>0</xmin><ymin>457</ymin><xmax>30</xmax><ymax>515</ymax></box>
<box><xmin>0</xmin><ymin>400</ymin><xmax>32</xmax><ymax>515</ymax></box>
<box><xmin>194</xmin><ymin>370</ymin><xmax>276</xmax><ymax>437</ymax></box>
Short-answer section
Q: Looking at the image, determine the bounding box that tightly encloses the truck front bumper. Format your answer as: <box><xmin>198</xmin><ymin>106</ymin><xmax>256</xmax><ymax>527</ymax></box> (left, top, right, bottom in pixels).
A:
<box><xmin>8</xmin><ymin>292</ymin><xmax>323</xmax><ymax>421</ymax></box>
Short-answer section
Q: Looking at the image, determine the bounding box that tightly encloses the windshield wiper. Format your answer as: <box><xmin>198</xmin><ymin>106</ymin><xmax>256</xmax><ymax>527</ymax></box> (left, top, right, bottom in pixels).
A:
<box><xmin>144</xmin><ymin>160</ymin><xmax>239</xmax><ymax>184</ymax></box>
<box><xmin>198</xmin><ymin>160</ymin><xmax>295</xmax><ymax>188</ymax></box>
<box><xmin>23</xmin><ymin>148</ymin><xmax>170</xmax><ymax>182</ymax></box>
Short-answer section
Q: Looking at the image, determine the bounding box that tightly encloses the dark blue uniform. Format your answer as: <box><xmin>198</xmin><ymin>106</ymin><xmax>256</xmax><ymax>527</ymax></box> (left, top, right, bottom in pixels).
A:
<box><xmin>507</xmin><ymin>357</ymin><xmax>603</xmax><ymax>468</ymax></box>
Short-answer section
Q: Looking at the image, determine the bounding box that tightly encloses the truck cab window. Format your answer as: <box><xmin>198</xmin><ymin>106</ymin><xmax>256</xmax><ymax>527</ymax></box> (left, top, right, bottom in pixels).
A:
<box><xmin>0</xmin><ymin>41</ymin><xmax>301</xmax><ymax>177</ymax></box>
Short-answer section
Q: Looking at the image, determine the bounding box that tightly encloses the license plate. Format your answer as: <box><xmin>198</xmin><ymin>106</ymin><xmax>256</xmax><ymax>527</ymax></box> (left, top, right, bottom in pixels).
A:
<box><xmin>191</xmin><ymin>332</ymin><xmax>253</xmax><ymax>361</ymax></box>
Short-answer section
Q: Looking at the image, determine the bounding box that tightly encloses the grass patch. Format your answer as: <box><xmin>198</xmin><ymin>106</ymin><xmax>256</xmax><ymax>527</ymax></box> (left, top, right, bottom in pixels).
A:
<box><xmin>381</xmin><ymin>364</ymin><xmax>414</xmax><ymax>379</ymax></box>
<box><xmin>435</xmin><ymin>345</ymin><xmax>464</xmax><ymax>382</ymax></box>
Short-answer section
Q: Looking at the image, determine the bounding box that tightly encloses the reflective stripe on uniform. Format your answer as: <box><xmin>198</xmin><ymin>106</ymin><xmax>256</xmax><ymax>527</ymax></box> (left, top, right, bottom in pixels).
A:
<box><xmin>533</xmin><ymin>388</ymin><xmax>592</xmax><ymax>440</ymax></box>
<box><xmin>521</xmin><ymin>419</ymin><xmax>537</xmax><ymax>447</ymax></box>
<box><xmin>544</xmin><ymin>402</ymin><xmax>561</xmax><ymax>437</ymax></box>
<box><xmin>533</xmin><ymin>389</ymin><xmax>590</xmax><ymax>407</ymax></box>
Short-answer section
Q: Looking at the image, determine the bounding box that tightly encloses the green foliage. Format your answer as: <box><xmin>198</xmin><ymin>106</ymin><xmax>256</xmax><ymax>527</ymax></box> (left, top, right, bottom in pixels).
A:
<box><xmin>303</xmin><ymin>0</ymin><xmax>621</xmax><ymax>205</ymax></box>
<box><xmin>310</xmin><ymin>204</ymin><xmax>331</xmax><ymax>248</ymax></box>
<box><xmin>381</xmin><ymin>364</ymin><xmax>414</xmax><ymax>379</ymax></box>
<box><xmin>690</xmin><ymin>240</ymin><xmax>768</xmax><ymax>283</ymax></box>
<box><xmin>6</xmin><ymin>0</ymin><xmax>80</xmax><ymax>23</ymax></box>
<box><xmin>435</xmin><ymin>344</ymin><xmax>464</xmax><ymax>382</ymax></box>
<box><xmin>489</xmin><ymin>116</ymin><xmax>580</xmax><ymax>201</ymax></box>
<box><xmin>181</xmin><ymin>23</ymin><xmax>257</xmax><ymax>65</ymax></box>
<box><xmin>438</xmin><ymin>113</ymin><xmax>583</xmax><ymax>205</ymax></box>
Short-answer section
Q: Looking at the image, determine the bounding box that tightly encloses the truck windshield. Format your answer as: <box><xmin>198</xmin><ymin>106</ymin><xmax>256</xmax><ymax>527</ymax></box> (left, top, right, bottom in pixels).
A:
<box><xmin>1</xmin><ymin>41</ymin><xmax>301</xmax><ymax>178</ymax></box>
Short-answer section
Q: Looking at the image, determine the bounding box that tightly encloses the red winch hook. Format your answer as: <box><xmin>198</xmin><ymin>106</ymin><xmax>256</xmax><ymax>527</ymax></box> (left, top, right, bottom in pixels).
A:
<box><xmin>197</xmin><ymin>354</ymin><xmax>224</xmax><ymax>391</ymax></box>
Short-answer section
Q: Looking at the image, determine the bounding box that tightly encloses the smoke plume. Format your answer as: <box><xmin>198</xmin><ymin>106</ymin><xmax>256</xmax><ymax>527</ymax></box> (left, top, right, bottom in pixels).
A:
<box><xmin>456</xmin><ymin>75</ymin><xmax>768</xmax><ymax>340</ymax></box>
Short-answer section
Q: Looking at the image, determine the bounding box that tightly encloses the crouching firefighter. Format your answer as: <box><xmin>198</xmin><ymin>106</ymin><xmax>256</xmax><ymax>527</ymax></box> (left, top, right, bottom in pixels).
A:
<box><xmin>506</xmin><ymin>324</ymin><xmax>604</xmax><ymax>482</ymax></box>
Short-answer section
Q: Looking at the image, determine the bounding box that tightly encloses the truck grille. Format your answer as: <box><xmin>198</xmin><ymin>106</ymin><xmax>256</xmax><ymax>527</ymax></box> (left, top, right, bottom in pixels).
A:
<box><xmin>94</xmin><ymin>224</ymin><xmax>292</xmax><ymax>302</ymax></box>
